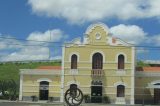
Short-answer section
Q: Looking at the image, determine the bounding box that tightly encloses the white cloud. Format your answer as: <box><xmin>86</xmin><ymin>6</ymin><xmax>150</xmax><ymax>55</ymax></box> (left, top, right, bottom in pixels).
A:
<box><xmin>1</xmin><ymin>47</ymin><xmax>50</xmax><ymax>61</ymax></box>
<box><xmin>28</xmin><ymin>0</ymin><xmax>160</xmax><ymax>24</ymax></box>
<box><xmin>109</xmin><ymin>24</ymin><xmax>147</xmax><ymax>44</ymax></box>
<box><xmin>0</xmin><ymin>29</ymin><xmax>65</xmax><ymax>62</ymax></box>
<box><xmin>149</xmin><ymin>34</ymin><xmax>160</xmax><ymax>46</ymax></box>
<box><xmin>27</xmin><ymin>29</ymin><xmax>63</xmax><ymax>42</ymax></box>
<box><xmin>50</xmin><ymin>56</ymin><xmax>62</xmax><ymax>60</ymax></box>
<box><xmin>0</xmin><ymin>36</ymin><xmax>23</xmax><ymax>50</ymax></box>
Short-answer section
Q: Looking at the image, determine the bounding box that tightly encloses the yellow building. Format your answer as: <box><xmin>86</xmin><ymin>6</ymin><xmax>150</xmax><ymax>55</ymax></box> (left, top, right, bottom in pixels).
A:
<box><xmin>135</xmin><ymin>67</ymin><xmax>160</xmax><ymax>104</ymax></box>
<box><xmin>19</xmin><ymin>23</ymin><xmax>160</xmax><ymax>104</ymax></box>
<box><xmin>19</xmin><ymin>23</ymin><xmax>135</xmax><ymax>104</ymax></box>
<box><xmin>62</xmin><ymin>23</ymin><xmax>135</xmax><ymax>104</ymax></box>
<box><xmin>19</xmin><ymin>66</ymin><xmax>62</xmax><ymax>102</ymax></box>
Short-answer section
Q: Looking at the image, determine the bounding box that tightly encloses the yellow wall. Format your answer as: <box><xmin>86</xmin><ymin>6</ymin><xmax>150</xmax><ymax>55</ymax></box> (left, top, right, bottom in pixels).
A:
<box><xmin>135</xmin><ymin>75</ymin><xmax>160</xmax><ymax>100</ymax></box>
<box><xmin>22</xmin><ymin>75</ymin><xmax>61</xmax><ymax>98</ymax></box>
<box><xmin>63</xmin><ymin>24</ymin><xmax>134</xmax><ymax>103</ymax></box>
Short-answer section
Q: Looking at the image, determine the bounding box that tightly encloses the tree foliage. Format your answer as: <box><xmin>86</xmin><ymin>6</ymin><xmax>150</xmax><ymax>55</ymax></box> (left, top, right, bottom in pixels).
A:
<box><xmin>0</xmin><ymin>79</ymin><xmax>18</xmax><ymax>100</ymax></box>
<box><xmin>136</xmin><ymin>61</ymin><xmax>150</xmax><ymax>67</ymax></box>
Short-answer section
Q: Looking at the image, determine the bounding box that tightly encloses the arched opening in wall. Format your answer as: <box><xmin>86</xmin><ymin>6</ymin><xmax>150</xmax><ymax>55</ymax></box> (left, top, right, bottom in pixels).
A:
<box><xmin>70</xmin><ymin>84</ymin><xmax>78</xmax><ymax>97</ymax></box>
<box><xmin>91</xmin><ymin>80</ymin><xmax>102</xmax><ymax>103</ymax></box>
<box><xmin>39</xmin><ymin>81</ymin><xmax>49</xmax><ymax>100</ymax></box>
<box><xmin>92</xmin><ymin>53</ymin><xmax>103</xmax><ymax>76</ymax></box>
<box><xmin>71</xmin><ymin>54</ymin><xmax>77</xmax><ymax>69</ymax></box>
<box><xmin>92</xmin><ymin>53</ymin><xmax>103</xmax><ymax>69</ymax></box>
<box><xmin>117</xmin><ymin>85</ymin><xmax>125</xmax><ymax>97</ymax></box>
<box><xmin>118</xmin><ymin>54</ymin><xmax>125</xmax><ymax>70</ymax></box>
<box><xmin>154</xmin><ymin>83</ymin><xmax>160</xmax><ymax>104</ymax></box>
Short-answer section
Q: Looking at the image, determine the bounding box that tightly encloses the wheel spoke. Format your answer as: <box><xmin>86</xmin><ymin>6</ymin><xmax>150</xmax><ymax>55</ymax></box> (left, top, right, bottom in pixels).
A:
<box><xmin>65</xmin><ymin>88</ymin><xmax>83</xmax><ymax>106</ymax></box>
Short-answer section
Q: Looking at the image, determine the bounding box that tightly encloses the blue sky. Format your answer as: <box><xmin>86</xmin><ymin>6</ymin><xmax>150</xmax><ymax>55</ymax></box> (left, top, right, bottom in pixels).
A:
<box><xmin>0</xmin><ymin>0</ymin><xmax>160</xmax><ymax>61</ymax></box>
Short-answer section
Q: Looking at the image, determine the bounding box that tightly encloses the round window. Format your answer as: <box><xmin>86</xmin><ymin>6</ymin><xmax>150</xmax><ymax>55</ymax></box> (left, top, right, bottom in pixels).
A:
<box><xmin>96</xmin><ymin>33</ymin><xmax>101</xmax><ymax>40</ymax></box>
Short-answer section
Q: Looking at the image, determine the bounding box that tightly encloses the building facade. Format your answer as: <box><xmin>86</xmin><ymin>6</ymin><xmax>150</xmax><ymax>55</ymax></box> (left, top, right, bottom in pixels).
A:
<box><xmin>19</xmin><ymin>66</ymin><xmax>61</xmax><ymax>102</ymax></box>
<box><xmin>135</xmin><ymin>67</ymin><xmax>160</xmax><ymax>104</ymax></box>
<box><xmin>19</xmin><ymin>23</ymin><xmax>160</xmax><ymax>104</ymax></box>
<box><xmin>62</xmin><ymin>23</ymin><xmax>135</xmax><ymax>104</ymax></box>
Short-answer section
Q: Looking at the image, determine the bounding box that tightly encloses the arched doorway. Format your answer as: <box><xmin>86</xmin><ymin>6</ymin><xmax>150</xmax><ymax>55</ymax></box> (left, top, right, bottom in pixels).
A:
<box><xmin>154</xmin><ymin>83</ymin><xmax>160</xmax><ymax>104</ymax></box>
<box><xmin>91</xmin><ymin>80</ymin><xmax>102</xmax><ymax>103</ymax></box>
<box><xmin>117</xmin><ymin>85</ymin><xmax>125</xmax><ymax>97</ymax></box>
<box><xmin>39</xmin><ymin>81</ymin><xmax>49</xmax><ymax>100</ymax></box>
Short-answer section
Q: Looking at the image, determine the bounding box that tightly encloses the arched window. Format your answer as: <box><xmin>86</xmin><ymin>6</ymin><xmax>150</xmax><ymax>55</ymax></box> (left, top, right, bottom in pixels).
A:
<box><xmin>92</xmin><ymin>53</ymin><xmax>103</xmax><ymax>69</ymax></box>
<box><xmin>118</xmin><ymin>54</ymin><xmax>124</xmax><ymax>69</ymax></box>
<box><xmin>117</xmin><ymin>85</ymin><xmax>125</xmax><ymax>97</ymax></box>
<box><xmin>71</xmin><ymin>54</ymin><xmax>77</xmax><ymax>69</ymax></box>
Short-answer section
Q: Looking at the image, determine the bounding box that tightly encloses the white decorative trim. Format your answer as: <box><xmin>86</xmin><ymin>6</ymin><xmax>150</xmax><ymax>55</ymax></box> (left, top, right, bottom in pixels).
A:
<box><xmin>116</xmin><ymin>69</ymin><xmax>126</xmax><ymax>75</ymax></box>
<box><xmin>131</xmin><ymin>47</ymin><xmax>135</xmax><ymax>104</ymax></box>
<box><xmin>135</xmin><ymin>71</ymin><xmax>160</xmax><ymax>77</ymax></box>
<box><xmin>37</xmin><ymin>78</ymin><xmax>52</xmax><ymax>82</ymax></box>
<box><xmin>147</xmin><ymin>83</ymin><xmax>160</xmax><ymax>88</ymax></box>
<box><xmin>67</xmin><ymin>81</ymin><xmax>80</xmax><ymax>87</ymax></box>
<box><xmin>64</xmin><ymin>67</ymin><xmax>132</xmax><ymax>70</ymax></box>
<box><xmin>60</xmin><ymin>46</ymin><xmax>65</xmax><ymax>102</ymax></box>
<box><xmin>23</xmin><ymin>84</ymin><xmax>61</xmax><ymax>87</ymax></box>
<box><xmin>150</xmin><ymin>80</ymin><xmax>160</xmax><ymax>85</ymax></box>
<box><xmin>83</xmin><ymin>34</ymin><xmax>89</xmax><ymax>44</ymax></box>
<box><xmin>65</xmin><ymin>61</ymin><xmax>131</xmax><ymax>64</ymax></box>
<box><xmin>95</xmin><ymin>32</ymin><xmax>102</xmax><ymax>40</ymax></box>
<box><xmin>85</xmin><ymin>22</ymin><xmax>109</xmax><ymax>35</ymax></box>
<box><xmin>71</xmin><ymin>37</ymin><xmax>81</xmax><ymax>44</ymax></box>
<box><xmin>90</xmin><ymin>50</ymin><xmax>105</xmax><ymax>63</ymax></box>
<box><xmin>114</xmin><ymin>81</ymin><xmax>127</xmax><ymax>87</ymax></box>
<box><xmin>64</xmin><ymin>74</ymin><xmax>132</xmax><ymax>77</ymax></box>
<box><xmin>20</xmin><ymin>69</ymin><xmax>61</xmax><ymax>75</ymax></box>
<box><xmin>69</xmin><ymin>52</ymin><xmax>80</xmax><ymax>62</ymax></box>
<box><xmin>70</xmin><ymin>69</ymin><xmax>78</xmax><ymax>75</ymax></box>
<box><xmin>113</xmin><ymin>38</ymin><xmax>132</xmax><ymax>46</ymax></box>
<box><xmin>116</xmin><ymin>52</ymin><xmax>127</xmax><ymax>63</ymax></box>
<box><xmin>19</xmin><ymin>74</ymin><xmax>23</xmax><ymax>100</ymax></box>
<box><xmin>23</xmin><ymin>91</ymin><xmax>39</xmax><ymax>93</ymax></box>
<box><xmin>115</xmin><ymin>97</ymin><xmax>126</xmax><ymax>104</ymax></box>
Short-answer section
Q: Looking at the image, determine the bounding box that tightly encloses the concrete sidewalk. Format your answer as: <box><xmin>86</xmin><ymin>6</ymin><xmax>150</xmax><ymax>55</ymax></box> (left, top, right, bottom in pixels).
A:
<box><xmin>0</xmin><ymin>100</ymin><xmax>159</xmax><ymax>106</ymax></box>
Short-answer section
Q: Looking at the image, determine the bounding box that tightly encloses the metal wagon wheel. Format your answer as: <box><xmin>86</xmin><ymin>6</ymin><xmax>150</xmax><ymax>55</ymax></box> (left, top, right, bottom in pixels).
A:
<box><xmin>64</xmin><ymin>88</ymin><xmax>83</xmax><ymax>106</ymax></box>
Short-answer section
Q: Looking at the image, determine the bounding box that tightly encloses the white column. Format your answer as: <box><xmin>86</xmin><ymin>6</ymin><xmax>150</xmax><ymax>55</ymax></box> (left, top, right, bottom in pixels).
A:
<box><xmin>19</xmin><ymin>72</ymin><xmax>23</xmax><ymax>100</ymax></box>
<box><xmin>131</xmin><ymin>47</ymin><xmax>135</xmax><ymax>104</ymax></box>
<box><xmin>60</xmin><ymin>46</ymin><xmax>65</xmax><ymax>102</ymax></box>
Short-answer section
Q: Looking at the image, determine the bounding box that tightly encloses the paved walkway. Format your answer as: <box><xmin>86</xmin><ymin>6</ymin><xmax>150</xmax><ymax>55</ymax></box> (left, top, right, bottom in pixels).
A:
<box><xmin>0</xmin><ymin>100</ymin><xmax>159</xmax><ymax>106</ymax></box>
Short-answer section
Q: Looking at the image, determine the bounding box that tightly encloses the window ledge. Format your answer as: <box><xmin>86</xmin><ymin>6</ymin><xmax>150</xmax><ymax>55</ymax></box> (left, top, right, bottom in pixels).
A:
<box><xmin>70</xmin><ymin>69</ymin><xmax>78</xmax><ymax>75</ymax></box>
<box><xmin>116</xmin><ymin>69</ymin><xmax>126</xmax><ymax>75</ymax></box>
<box><xmin>115</xmin><ymin>97</ymin><xmax>126</xmax><ymax>104</ymax></box>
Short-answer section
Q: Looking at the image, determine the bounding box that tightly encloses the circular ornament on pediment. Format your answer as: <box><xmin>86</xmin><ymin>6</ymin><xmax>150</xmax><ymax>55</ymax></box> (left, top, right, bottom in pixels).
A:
<box><xmin>95</xmin><ymin>33</ymin><xmax>101</xmax><ymax>40</ymax></box>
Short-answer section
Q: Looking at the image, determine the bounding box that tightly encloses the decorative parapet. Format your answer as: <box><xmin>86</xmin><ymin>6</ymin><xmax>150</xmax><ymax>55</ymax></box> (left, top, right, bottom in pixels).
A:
<box><xmin>20</xmin><ymin>69</ymin><xmax>61</xmax><ymax>75</ymax></box>
<box><xmin>91</xmin><ymin>69</ymin><xmax>104</xmax><ymax>77</ymax></box>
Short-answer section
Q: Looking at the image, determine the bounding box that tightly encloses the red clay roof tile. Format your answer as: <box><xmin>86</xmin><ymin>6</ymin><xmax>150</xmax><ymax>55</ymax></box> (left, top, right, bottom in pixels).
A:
<box><xmin>136</xmin><ymin>67</ymin><xmax>160</xmax><ymax>72</ymax></box>
<box><xmin>36</xmin><ymin>66</ymin><xmax>61</xmax><ymax>70</ymax></box>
